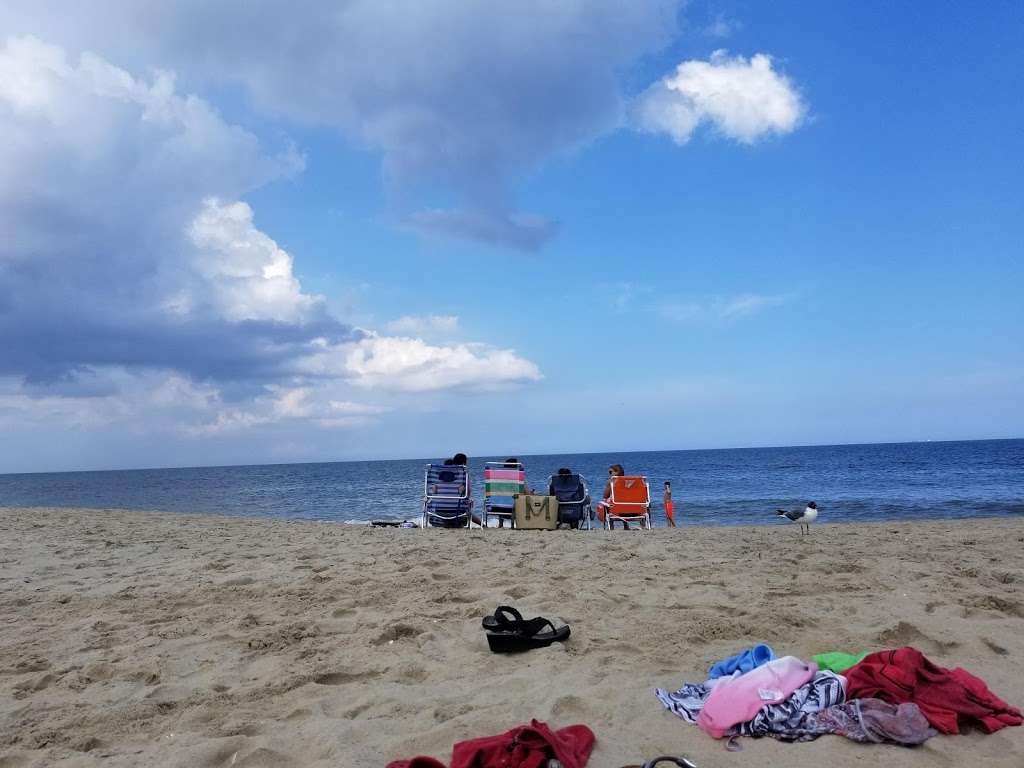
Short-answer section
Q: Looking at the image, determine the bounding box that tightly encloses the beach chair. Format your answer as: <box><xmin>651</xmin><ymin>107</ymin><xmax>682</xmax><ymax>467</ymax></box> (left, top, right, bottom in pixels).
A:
<box><xmin>547</xmin><ymin>472</ymin><xmax>592</xmax><ymax>530</ymax></box>
<box><xmin>483</xmin><ymin>461</ymin><xmax>526</xmax><ymax>528</ymax></box>
<box><xmin>604</xmin><ymin>475</ymin><xmax>651</xmax><ymax>530</ymax></box>
<box><xmin>422</xmin><ymin>464</ymin><xmax>474</xmax><ymax>528</ymax></box>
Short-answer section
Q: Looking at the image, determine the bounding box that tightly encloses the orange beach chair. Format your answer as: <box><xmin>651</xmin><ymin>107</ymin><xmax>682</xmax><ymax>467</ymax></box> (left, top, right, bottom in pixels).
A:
<box><xmin>603</xmin><ymin>475</ymin><xmax>652</xmax><ymax>530</ymax></box>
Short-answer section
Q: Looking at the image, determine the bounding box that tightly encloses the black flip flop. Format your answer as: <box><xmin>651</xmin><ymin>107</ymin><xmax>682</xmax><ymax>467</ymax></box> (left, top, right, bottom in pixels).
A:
<box><xmin>481</xmin><ymin>605</ymin><xmax>525</xmax><ymax>632</ymax></box>
<box><xmin>621</xmin><ymin>758</ymin><xmax>698</xmax><ymax>768</ymax></box>
<box><xmin>486</xmin><ymin>616</ymin><xmax>570</xmax><ymax>653</ymax></box>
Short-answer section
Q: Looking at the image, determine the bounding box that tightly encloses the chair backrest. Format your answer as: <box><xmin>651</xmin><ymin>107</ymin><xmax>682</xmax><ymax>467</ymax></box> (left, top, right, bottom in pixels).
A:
<box><xmin>424</xmin><ymin>464</ymin><xmax>469</xmax><ymax>500</ymax></box>
<box><xmin>484</xmin><ymin>462</ymin><xmax>525</xmax><ymax>510</ymax></box>
<box><xmin>610</xmin><ymin>475</ymin><xmax>650</xmax><ymax>508</ymax></box>
<box><xmin>549</xmin><ymin>472</ymin><xmax>586</xmax><ymax>504</ymax></box>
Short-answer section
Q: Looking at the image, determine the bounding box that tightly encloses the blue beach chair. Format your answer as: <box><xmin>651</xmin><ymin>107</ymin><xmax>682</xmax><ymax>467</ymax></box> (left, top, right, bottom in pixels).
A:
<box><xmin>421</xmin><ymin>464</ymin><xmax>474</xmax><ymax>528</ymax></box>
<box><xmin>548</xmin><ymin>471</ymin><xmax>593</xmax><ymax>530</ymax></box>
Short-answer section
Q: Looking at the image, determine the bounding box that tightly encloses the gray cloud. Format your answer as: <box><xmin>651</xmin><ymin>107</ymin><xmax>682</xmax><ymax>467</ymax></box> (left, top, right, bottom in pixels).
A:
<box><xmin>0</xmin><ymin>37</ymin><xmax>344</xmax><ymax>386</ymax></box>
<box><xmin>407</xmin><ymin>208</ymin><xmax>560</xmax><ymax>252</ymax></box>
<box><xmin>0</xmin><ymin>35</ymin><xmax>543</xmax><ymax>419</ymax></box>
<box><xmin>1</xmin><ymin>1</ymin><xmax>682</xmax><ymax>249</ymax></box>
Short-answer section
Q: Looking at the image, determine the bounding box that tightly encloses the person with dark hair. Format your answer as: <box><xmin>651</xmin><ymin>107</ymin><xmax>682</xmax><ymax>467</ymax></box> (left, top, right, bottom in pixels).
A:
<box><xmin>664</xmin><ymin>480</ymin><xmax>676</xmax><ymax>527</ymax></box>
<box><xmin>439</xmin><ymin>452</ymin><xmax>481</xmax><ymax>525</ymax></box>
<box><xmin>493</xmin><ymin>457</ymin><xmax>529</xmax><ymax>527</ymax></box>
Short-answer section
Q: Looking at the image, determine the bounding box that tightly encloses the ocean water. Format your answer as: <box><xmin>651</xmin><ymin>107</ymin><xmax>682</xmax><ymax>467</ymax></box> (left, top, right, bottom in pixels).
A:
<box><xmin>0</xmin><ymin>439</ymin><xmax>1021</xmax><ymax>527</ymax></box>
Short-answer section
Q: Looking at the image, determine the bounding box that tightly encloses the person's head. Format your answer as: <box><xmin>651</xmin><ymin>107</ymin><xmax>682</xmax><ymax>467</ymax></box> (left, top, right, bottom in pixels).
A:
<box><xmin>557</xmin><ymin>467</ymin><xmax>572</xmax><ymax>476</ymax></box>
<box><xmin>503</xmin><ymin>457</ymin><xmax>520</xmax><ymax>468</ymax></box>
<box><xmin>443</xmin><ymin>458</ymin><xmax>453</xmax><ymax>466</ymax></box>
<box><xmin>451</xmin><ymin>452</ymin><xmax>468</xmax><ymax>466</ymax></box>
<box><xmin>608</xmin><ymin>464</ymin><xmax>624</xmax><ymax>477</ymax></box>
<box><xmin>664</xmin><ymin>481</ymin><xmax>671</xmax><ymax>489</ymax></box>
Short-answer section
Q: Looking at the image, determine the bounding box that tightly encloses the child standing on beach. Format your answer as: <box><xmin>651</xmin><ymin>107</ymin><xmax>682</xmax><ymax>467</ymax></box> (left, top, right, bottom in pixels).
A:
<box><xmin>663</xmin><ymin>481</ymin><xmax>676</xmax><ymax>527</ymax></box>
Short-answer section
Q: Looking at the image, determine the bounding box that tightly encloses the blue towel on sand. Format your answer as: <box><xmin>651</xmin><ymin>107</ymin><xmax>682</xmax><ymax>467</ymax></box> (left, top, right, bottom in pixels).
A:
<box><xmin>707</xmin><ymin>644</ymin><xmax>776</xmax><ymax>680</ymax></box>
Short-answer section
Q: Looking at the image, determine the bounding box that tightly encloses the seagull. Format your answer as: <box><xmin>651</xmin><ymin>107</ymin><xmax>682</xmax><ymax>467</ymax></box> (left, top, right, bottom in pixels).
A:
<box><xmin>775</xmin><ymin>501</ymin><xmax>818</xmax><ymax>535</ymax></box>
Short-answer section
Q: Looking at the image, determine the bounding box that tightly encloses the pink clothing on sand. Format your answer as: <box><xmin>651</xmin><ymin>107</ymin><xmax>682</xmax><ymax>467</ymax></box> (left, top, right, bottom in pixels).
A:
<box><xmin>697</xmin><ymin>656</ymin><xmax>818</xmax><ymax>738</ymax></box>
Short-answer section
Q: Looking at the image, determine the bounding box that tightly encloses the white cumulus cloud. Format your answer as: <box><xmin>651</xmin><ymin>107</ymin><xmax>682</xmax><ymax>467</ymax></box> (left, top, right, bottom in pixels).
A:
<box><xmin>635</xmin><ymin>50</ymin><xmax>806</xmax><ymax>145</ymax></box>
<box><xmin>0</xmin><ymin>36</ymin><xmax>543</xmax><ymax>444</ymax></box>
<box><xmin>300</xmin><ymin>335</ymin><xmax>542</xmax><ymax>393</ymax></box>
<box><xmin>186</xmin><ymin>198</ymin><xmax>323</xmax><ymax>324</ymax></box>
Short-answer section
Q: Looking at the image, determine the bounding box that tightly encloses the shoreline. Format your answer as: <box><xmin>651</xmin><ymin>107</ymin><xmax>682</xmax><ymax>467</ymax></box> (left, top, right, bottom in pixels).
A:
<box><xmin>2</xmin><ymin>507</ymin><xmax>1022</xmax><ymax>766</ymax></box>
<box><xmin>3</xmin><ymin>505</ymin><xmax>1021</xmax><ymax>530</ymax></box>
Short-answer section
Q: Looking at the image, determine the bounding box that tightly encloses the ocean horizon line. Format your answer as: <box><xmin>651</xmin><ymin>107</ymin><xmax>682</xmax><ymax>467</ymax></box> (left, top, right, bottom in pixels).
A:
<box><xmin>2</xmin><ymin>435</ymin><xmax>1020</xmax><ymax>477</ymax></box>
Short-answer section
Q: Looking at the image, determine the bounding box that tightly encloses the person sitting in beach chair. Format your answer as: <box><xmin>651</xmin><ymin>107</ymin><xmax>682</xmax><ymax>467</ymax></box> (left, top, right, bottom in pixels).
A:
<box><xmin>422</xmin><ymin>462</ymin><xmax>474</xmax><ymax>528</ymax></box>
<box><xmin>548</xmin><ymin>468</ymin><xmax>592</xmax><ymax>530</ymax></box>
<box><xmin>602</xmin><ymin>473</ymin><xmax>652</xmax><ymax>530</ymax></box>
<box><xmin>483</xmin><ymin>458</ymin><xmax>527</xmax><ymax>528</ymax></box>
<box><xmin>596</xmin><ymin>463</ymin><xmax>623</xmax><ymax>526</ymax></box>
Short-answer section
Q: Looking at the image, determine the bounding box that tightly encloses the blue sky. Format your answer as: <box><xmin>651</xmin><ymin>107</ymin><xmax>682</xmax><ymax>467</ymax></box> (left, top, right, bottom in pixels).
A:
<box><xmin>0</xmin><ymin>1</ymin><xmax>1021</xmax><ymax>472</ymax></box>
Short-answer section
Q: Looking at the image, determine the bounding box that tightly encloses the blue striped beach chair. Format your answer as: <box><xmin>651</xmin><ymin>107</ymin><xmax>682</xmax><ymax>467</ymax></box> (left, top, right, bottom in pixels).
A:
<box><xmin>483</xmin><ymin>461</ymin><xmax>526</xmax><ymax>528</ymax></box>
<box><xmin>421</xmin><ymin>464</ymin><xmax>474</xmax><ymax>528</ymax></box>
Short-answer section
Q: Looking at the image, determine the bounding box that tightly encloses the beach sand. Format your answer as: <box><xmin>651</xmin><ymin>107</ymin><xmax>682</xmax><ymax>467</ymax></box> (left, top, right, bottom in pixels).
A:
<box><xmin>1</xmin><ymin>507</ymin><xmax>1022</xmax><ymax>767</ymax></box>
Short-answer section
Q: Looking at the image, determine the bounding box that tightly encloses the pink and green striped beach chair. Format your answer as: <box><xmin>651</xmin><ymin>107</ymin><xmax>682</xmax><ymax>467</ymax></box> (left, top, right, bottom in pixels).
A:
<box><xmin>483</xmin><ymin>461</ymin><xmax>526</xmax><ymax>528</ymax></box>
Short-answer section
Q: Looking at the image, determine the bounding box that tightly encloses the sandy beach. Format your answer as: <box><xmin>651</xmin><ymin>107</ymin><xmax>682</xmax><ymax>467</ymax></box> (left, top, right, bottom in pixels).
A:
<box><xmin>1</xmin><ymin>507</ymin><xmax>1022</xmax><ymax>767</ymax></box>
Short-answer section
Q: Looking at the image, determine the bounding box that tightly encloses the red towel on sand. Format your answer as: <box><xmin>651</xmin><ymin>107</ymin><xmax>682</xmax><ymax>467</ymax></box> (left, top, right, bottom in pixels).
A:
<box><xmin>386</xmin><ymin>720</ymin><xmax>595</xmax><ymax>768</ymax></box>
<box><xmin>845</xmin><ymin>647</ymin><xmax>1022</xmax><ymax>734</ymax></box>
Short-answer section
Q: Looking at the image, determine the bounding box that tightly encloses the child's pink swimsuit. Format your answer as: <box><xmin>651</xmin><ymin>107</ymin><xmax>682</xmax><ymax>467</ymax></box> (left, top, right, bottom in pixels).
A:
<box><xmin>697</xmin><ymin>656</ymin><xmax>818</xmax><ymax>738</ymax></box>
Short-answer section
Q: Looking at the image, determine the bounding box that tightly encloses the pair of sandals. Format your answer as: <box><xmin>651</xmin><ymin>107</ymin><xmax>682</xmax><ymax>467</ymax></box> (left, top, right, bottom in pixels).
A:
<box><xmin>622</xmin><ymin>759</ymin><xmax>698</xmax><ymax>768</ymax></box>
<box><xmin>481</xmin><ymin>605</ymin><xmax>570</xmax><ymax>653</ymax></box>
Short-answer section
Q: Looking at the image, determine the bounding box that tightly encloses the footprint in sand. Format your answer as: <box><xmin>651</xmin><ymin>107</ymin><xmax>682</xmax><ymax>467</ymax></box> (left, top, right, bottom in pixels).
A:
<box><xmin>433</xmin><ymin>702</ymin><xmax>472</xmax><ymax>723</ymax></box>
<box><xmin>429</xmin><ymin>591</ymin><xmax>480</xmax><ymax>605</ymax></box>
<box><xmin>313</xmin><ymin>670</ymin><xmax>380</xmax><ymax>686</ymax></box>
<box><xmin>389</xmin><ymin>663</ymin><xmax>429</xmax><ymax>684</ymax></box>
<box><xmin>220</xmin><ymin>720</ymin><xmax>263</xmax><ymax>737</ymax></box>
<box><xmin>247</xmin><ymin>622</ymin><xmax>320</xmax><ymax>651</ymax></box>
<box><xmin>346</xmin><ymin>701</ymin><xmax>374</xmax><ymax>719</ymax></box>
<box><xmin>371</xmin><ymin>623</ymin><xmax>423</xmax><ymax>645</ymax></box>
<box><xmin>11</xmin><ymin>655</ymin><xmax>50</xmax><ymax>674</ymax></box>
<box><xmin>982</xmin><ymin>638</ymin><xmax>1009</xmax><ymax>656</ymax></box>
<box><xmin>552</xmin><ymin>694</ymin><xmax>592</xmax><ymax>720</ymax></box>
<box><xmin>13</xmin><ymin>672</ymin><xmax>54</xmax><ymax>694</ymax></box>
<box><xmin>71</xmin><ymin>736</ymin><xmax>105</xmax><ymax>754</ymax></box>
<box><xmin>875</xmin><ymin>621</ymin><xmax>959</xmax><ymax>656</ymax></box>
<box><xmin>961</xmin><ymin>595</ymin><xmax>1024</xmax><ymax>619</ymax></box>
